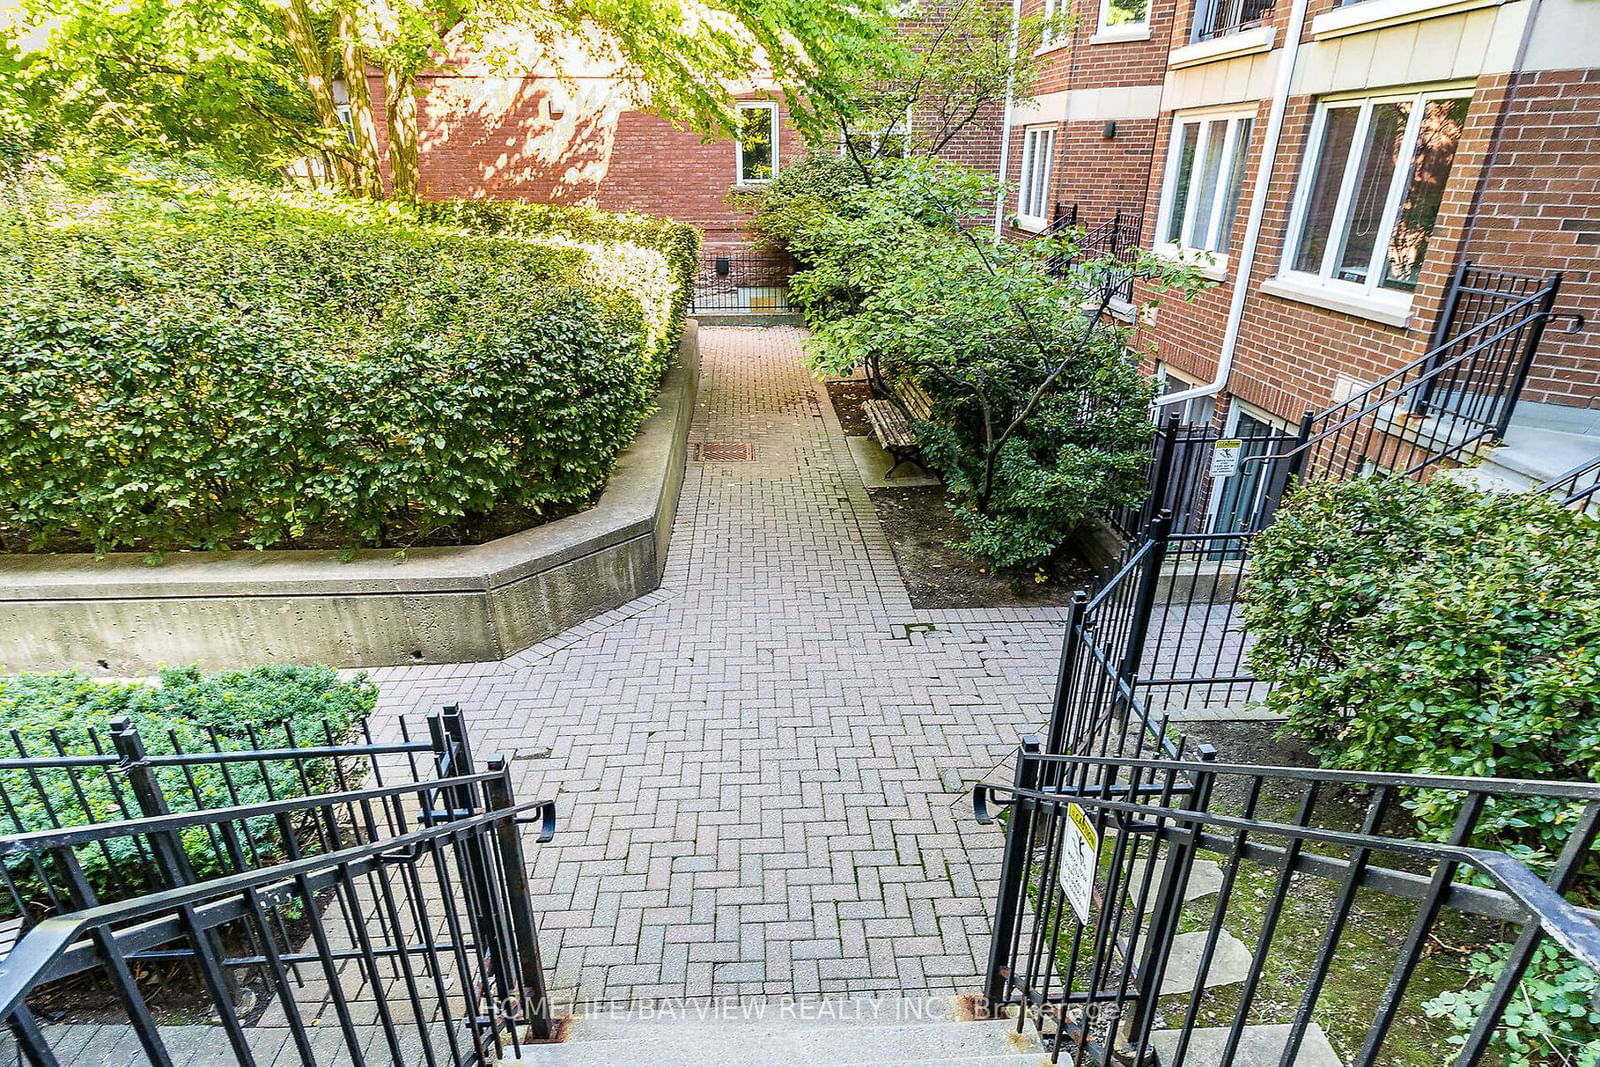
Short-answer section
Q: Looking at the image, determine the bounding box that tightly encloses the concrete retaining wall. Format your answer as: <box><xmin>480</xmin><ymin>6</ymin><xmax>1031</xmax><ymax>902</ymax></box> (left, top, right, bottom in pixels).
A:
<box><xmin>0</xmin><ymin>324</ymin><xmax>703</xmax><ymax>673</ymax></box>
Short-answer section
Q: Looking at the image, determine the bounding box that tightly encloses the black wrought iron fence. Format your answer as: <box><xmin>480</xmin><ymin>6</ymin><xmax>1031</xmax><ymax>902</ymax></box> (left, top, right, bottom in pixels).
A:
<box><xmin>689</xmin><ymin>249</ymin><xmax>795</xmax><ymax>314</ymax></box>
<box><xmin>1042</xmin><ymin>205</ymin><xmax>1143</xmax><ymax>306</ymax></box>
<box><xmin>976</xmin><ymin>743</ymin><xmax>1600</xmax><ymax>1066</ymax></box>
<box><xmin>1113</xmin><ymin>266</ymin><xmax>1565</xmax><ymax>543</ymax></box>
<box><xmin>0</xmin><ymin>713</ymin><xmax>434</xmax><ymax>931</ymax></box>
<box><xmin>1541</xmin><ymin>453</ymin><xmax>1600</xmax><ymax>510</ymax></box>
<box><xmin>0</xmin><ymin>706</ymin><xmax>557</xmax><ymax>1066</ymax></box>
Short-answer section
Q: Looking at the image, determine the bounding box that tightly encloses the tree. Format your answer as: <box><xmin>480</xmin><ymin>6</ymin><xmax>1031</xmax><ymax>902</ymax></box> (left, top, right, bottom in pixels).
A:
<box><xmin>3</xmin><ymin>0</ymin><xmax>908</xmax><ymax>199</ymax></box>
<box><xmin>793</xmin><ymin>161</ymin><xmax>1202</xmax><ymax>571</ymax></box>
<box><xmin>816</xmin><ymin>0</ymin><xmax>1069</xmax><ymax>177</ymax></box>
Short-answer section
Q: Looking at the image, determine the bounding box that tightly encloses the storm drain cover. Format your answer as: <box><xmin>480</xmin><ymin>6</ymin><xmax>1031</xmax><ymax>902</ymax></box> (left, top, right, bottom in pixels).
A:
<box><xmin>696</xmin><ymin>442</ymin><xmax>756</xmax><ymax>461</ymax></box>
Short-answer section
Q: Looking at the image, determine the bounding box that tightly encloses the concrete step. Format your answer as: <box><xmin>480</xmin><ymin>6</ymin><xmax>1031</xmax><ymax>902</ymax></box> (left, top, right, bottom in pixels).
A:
<box><xmin>503</xmin><ymin>1017</ymin><xmax>1044</xmax><ymax>1066</ymax></box>
<box><xmin>1146</xmin><ymin>1022</ymin><xmax>1342</xmax><ymax>1066</ymax></box>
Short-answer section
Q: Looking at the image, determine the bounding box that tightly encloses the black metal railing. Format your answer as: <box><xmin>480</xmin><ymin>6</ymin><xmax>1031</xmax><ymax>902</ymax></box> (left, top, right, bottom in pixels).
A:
<box><xmin>1050</xmin><ymin>519</ymin><xmax>1265</xmax><ymax>765</ymax></box>
<box><xmin>1265</xmin><ymin>266</ymin><xmax>1561</xmax><ymax>485</ymax></box>
<box><xmin>1041</xmin><ymin>204</ymin><xmax>1143</xmax><ymax>305</ymax></box>
<box><xmin>690</xmin><ymin>249</ymin><xmax>795</xmax><ymax>314</ymax></box>
<box><xmin>0</xmin><ymin>706</ymin><xmax>557</xmax><ymax>1065</ymax></box>
<box><xmin>1192</xmin><ymin>0</ymin><xmax>1277</xmax><ymax>41</ymax></box>
<box><xmin>976</xmin><ymin>742</ymin><xmax>1600</xmax><ymax>1065</ymax></box>
<box><xmin>1113</xmin><ymin>265</ymin><xmax>1565</xmax><ymax>542</ymax></box>
<box><xmin>0</xmin><ymin>713</ymin><xmax>436</xmax><ymax>931</ymax></box>
<box><xmin>1540</xmin><ymin>453</ymin><xmax>1600</xmax><ymax>510</ymax></box>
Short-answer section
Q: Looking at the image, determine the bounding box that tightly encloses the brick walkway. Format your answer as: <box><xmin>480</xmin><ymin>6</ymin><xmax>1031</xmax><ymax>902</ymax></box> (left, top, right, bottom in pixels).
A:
<box><xmin>364</xmin><ymin>326</ymin><xmax>1094</xmax><ymax>1009</ymax></box>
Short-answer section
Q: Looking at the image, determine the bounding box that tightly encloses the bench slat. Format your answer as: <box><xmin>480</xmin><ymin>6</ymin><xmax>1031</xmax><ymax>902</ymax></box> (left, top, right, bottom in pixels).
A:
<box><xmin>863</xmin><ymin>400</ymin><xmax>917</xmax><ymax>449</ymax></box>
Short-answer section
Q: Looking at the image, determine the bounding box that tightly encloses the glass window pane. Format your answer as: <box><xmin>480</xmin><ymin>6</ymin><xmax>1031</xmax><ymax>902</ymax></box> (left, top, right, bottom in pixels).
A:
<box><xmin>1164</xmin><ymin>123</ymin><xmax>1200</xmax><ymax>244</ymax></box>
<box><xmin>1188</xmin><ymin>119</ymin><xmax>1227</xmax><ymax>248</ymax></box>
<box><xmin>1106</xmin><ymin>0</ymin><xmax>1149</xmax><ymax>25</ymax></box>
<box><xmin>739</xmin><ymin>107</ymin><xmax>774</xmax><ymax>182</ymax></box>
<box><xmin>1381</xmin><ymin>97</ymin><xmax>1469</xmax><ymax>292</ymax></box>
<box><xmin>1215</xmin><ymin>118</ymin><xmax>1252</xmax><ymax>253</ymax></box>
<box><xmin>1021</xmin><ymin>131</ymin><xmax>1039</xmax><ymax>216</ymax></box>
<box><xmin>1334</xmin><ymin>101</ymin><xmax>1410</xmax><ymax>284</ymax></box>
<box><xmin>1292</xmin><ymin>106</ymin><xmax>1359</xmax><ymax>274</ymax></box>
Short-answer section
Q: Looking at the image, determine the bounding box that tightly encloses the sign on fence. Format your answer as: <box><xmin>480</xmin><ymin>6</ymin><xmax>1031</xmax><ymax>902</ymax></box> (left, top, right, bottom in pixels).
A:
<box><xmin>1058</xmin><ymin>802</ymin><xmax>1100</xmax><ymax>925</ymax></box>
<box><xmin>1209</xmin><ymin>438</ymin><xmax>1243</xmax><ymax>478</ymax></box>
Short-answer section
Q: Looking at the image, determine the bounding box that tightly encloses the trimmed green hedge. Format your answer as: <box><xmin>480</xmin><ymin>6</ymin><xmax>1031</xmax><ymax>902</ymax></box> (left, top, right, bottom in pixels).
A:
<box><xmin>0</xmin><ymin>666</ymin><xmax>377</xmax><ymax>908</ymax></box>
<box><xmin>1242</xmin><ymin>476</ymin><xmax>1600</xmax><ymax>873</ymax></box>
<box><xmin>0</xmin><ymin>187</ymin><xmax>698</xmax><ymax>554</ymax></box>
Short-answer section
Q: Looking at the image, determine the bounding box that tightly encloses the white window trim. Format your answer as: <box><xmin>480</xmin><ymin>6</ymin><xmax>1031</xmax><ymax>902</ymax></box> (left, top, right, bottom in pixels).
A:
<box><xmin>1275</xmin><ymin>86</ymin><xmax>1471</xmax><ymax>323</ymax></box>
<box><xmin>734</xmin><ymin>101</ymin><xmax>779</xmax><ymax>186</ymax></box>
<box><xmin>1094</xmin><ymin>0</ymin><xmax>1151</xmax><ymax>41</ymax></box>
<box><xmin>1153</xmin><ymin>109</ymin><xmax>1255</xmax><ymax>278</ymax></box>
<box><xmin>1038</xmin><ymin>0</ymin><xmax>1071</xmax><ymax>52</ymax></box>
<box><xmin>839</xmin><ymin>107</ymin><xmax>914</xmax><ymax>161</ymax></box>
<box><xmin>1015</xmin><ymin>126</ymin><xmax>1056</xmax><ymax>232</ymax></box>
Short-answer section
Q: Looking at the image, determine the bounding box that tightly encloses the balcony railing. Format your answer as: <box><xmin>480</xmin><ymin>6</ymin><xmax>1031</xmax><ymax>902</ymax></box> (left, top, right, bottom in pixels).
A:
<box><xmin>1192</xmin><ymin>0</ymin><xmax>1276</xmax><ymax>41</ymax></box>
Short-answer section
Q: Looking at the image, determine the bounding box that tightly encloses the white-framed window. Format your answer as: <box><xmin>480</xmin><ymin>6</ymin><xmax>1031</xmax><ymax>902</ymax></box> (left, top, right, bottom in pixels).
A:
<box><xmin>1279</xmin><ymin>87</ymin><xmax>1471</xmax><ymax>312</ymax></box>
<box><xmin>841</xmin><ymin>108</ymin><xmax>913</xmax><ymax>161</ymax></box>
<box><xmin>1041</xmin><ymin>0</ymin><xmax>1067</xmax><ymax>49</ymax></box>
<box><xmin>1155</xmin><ymin>111</ymin><xmax>1254</xmax><ymax>269</ymax></box>
<box><xmin>1153</xmin><ymin>364</ymin><xmax>1217</xmax><ymax>427</ymax></box>
<box><xmin>1016</xmin><ymin>126</ymin><xmax>1056</xmax><ymax>231</ymax></box>
<box><xmin>1098</xmin><ymin>0</ymin><xmax>1150</xmax><ymax>37</ymax></box>
<box><xmin>735</xmin><ymin>102</ymin><xmax>779</xmax><ymax>185</ymax></box>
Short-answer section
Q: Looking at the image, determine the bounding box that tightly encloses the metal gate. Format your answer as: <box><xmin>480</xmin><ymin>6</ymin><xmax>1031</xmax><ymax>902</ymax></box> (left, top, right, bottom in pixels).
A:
<box><xmin>983</xmin><ymin>513</ymin><xmax>1600</xmax><ymax>1065</ymax></box>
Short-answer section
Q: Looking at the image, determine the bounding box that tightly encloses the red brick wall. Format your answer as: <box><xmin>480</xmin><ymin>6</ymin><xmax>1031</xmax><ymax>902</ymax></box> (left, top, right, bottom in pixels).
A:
<box><xmin>370</xmin><ymin>74</ymin><xmax>803</xmax><ymax>250</ymax></box>
<box><xmin>1128</xmin><ymin>73</ymin><xmax>1513</xmax><ymax>424</ymax></box>
<box><xmin>1458</xmin><ymin>68</ymin><xmax>1600</xmax><ymax>410</ymax></box>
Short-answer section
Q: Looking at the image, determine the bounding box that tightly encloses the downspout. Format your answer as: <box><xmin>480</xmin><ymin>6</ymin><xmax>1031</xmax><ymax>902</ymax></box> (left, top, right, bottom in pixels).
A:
<box><xmin>992</xmin><ymin>0</ymin><xmax>1025</xmax><ymax>238</ymax></box>
<box><xmin>1153</xmin><ymin>0</ymin><xmax>1313</xmax><ymax>411</ymax></box>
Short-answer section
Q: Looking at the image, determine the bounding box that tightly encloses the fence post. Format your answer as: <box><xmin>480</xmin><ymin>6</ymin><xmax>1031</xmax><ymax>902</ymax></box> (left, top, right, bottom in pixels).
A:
<box><xmin>1045</xmin><ymin>592</ymin><xmax>1091</xmax><ymax>764</ymax></box>
<box><xmin>109</xmin><ymin>717</ymin><xmax>193</xmax><ymax>888</ymax></box>
<box><xmin>484</xmin><ymin>758</ymin><xmax>554</xmax><ymax>1041</ymax></box>
<box><xmin>984</xmin><ymin>736</ymin><xmax>1043</xmax><ymax>1011</ymax></box>
<box><xmin>1125</xmin><ymin>746</ymin><xmax>1218</xmax><ymax>1047</ymax></box>
<box><xmin>1117</xmin><ymin>512</ymin><xmax>1172</xmax><ymax>686</ymax></box>
<box><xmin>1259</xmin><ymin>408</ymin><xmax>1315</xmax><ymax>530</ymax></box>
<box><xmin>1495</xmin><ymin>272</ymin><xmax>1562</xmax><ymax>441</ymax></box>
<box><xmin>1146</xmin><ymin>412</ymin><xmax>1183</xmax><ymax>533</ymax></box>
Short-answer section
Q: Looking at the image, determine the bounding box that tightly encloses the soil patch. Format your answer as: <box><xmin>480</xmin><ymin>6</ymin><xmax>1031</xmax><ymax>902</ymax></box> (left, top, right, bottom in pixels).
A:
<box><xmin>826</xmin><ymin>379</ymin><xmax>877</xmax><ymax>438</ymax></box>
<box><xmin>867</xmin><ymin>485</ymin><xmax>1095</xmax><ymax>609</ymax></box>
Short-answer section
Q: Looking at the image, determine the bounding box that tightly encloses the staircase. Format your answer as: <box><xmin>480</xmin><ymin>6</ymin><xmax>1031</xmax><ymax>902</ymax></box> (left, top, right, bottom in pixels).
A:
<box><xmin>506</xmin><ymin>998</ymin><xmax>1049</xmax><ymax>1067</ymax></box>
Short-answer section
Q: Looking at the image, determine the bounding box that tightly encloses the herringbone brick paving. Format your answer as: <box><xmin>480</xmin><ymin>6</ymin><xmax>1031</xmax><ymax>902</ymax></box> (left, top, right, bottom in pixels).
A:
<box><xmin>359</xmin><ymin>326</ymin><xmax>1085</xmax><ymax>1008</ymax></box>
<box><xmin>360</xmin><ymin>326</ymin><xmax>1270</xmax><ymax>1012</ymax></box>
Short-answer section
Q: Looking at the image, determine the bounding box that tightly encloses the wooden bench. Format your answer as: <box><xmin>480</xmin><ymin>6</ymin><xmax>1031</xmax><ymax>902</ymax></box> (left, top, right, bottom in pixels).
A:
<box><xmin>862</xmin><ymin>368</ymin><xmax>934</xmax><ymax>480</ymax></box>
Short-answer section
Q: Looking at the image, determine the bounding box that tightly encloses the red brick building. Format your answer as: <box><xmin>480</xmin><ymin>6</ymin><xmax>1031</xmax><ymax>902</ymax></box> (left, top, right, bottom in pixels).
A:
<box><xmin>999</xmin><ymin>0</ymin><xmax>1598</xmax><ymax>499</ymax></box>
<box><xmin>389</xmin><ymin>2</ymin><xmax>1596</xmax><ymax>492</ymax></box>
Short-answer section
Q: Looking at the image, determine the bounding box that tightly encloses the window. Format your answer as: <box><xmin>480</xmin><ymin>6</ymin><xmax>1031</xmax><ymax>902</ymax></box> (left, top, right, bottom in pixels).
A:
<box><xmin>1099</xmin><ymin>0</ymin><xmax>1150</xmax><ymax>33</ymax></box>
<box><xmin>1042</xmin><ymin>0</ymin><xmax>1067</xmax><ymax>48</ymax></box>
<box><xmin>1154</xmin><ymin>364</ymin><xmax>1217</xmax><ymax>426</ymax></box>
<box><xmin>1016</xmin><ymin>126</ymin><xmax>1056</xmax><ymax>230</ymax></box>
<box><xmin>1156</xmin><ymin>112</ymin><xmax>1253</xmax><ymax>260</ymax></box>
<box><xmin>735</xmin><ymin>102</ymin><xmax>778</xmax><ymax>185</ymax></box>
<box><xmin>1281</xmin><ymin>89</ymin><xmax>1470</xmax><ymax>305</ymax></box>
<box><xmin>841</xmin><ymin>109</ymin><xmax>912</xmax><ymax>161</ymax></box>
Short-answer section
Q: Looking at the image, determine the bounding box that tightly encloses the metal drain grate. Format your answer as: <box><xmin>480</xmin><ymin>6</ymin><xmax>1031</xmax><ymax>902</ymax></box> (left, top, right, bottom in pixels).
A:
<box><xmin>695</xmin><ymin>442</ymin><xmax>756</xmax><ymax>461</ymax></box>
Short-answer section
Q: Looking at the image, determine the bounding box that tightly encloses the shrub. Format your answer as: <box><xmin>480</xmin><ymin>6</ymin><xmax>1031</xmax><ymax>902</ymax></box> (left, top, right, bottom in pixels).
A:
<box><xmin>0</xmin><ymin>665</ymin><xmax>377</xmax><ymax>906</ymax></box>
<box><xmin>0</xmin><ymin>184</ymin><xmax>698</xmax><ymax>554</ymax></box>
<box><xmin>1424</xmin><ymin>941</ymin><xmax>1599</xmax><ymax>1067</ymax></box>
<box><xmin>746</xmin><ymin>152</ymin><xmax>866</xmax><ymax>254</ymax></box>
<box><xmin>1242</xmin><ymin>476</ymin><xmax>1600</xmax><ymax>872</ymax></box>
<box><xmin>779</xmin><ymin>159</ymin><xmax>1199</xmax><ymax>572</ymax></box>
